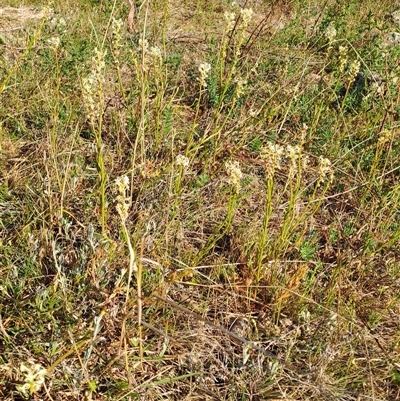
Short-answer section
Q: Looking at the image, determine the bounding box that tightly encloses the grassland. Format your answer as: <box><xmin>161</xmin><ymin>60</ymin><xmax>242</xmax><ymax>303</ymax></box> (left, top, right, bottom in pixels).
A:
<box><xmin>1</xmin><ymin>0</ymin><xmax>400</xmax><ymax>399</ymax></box>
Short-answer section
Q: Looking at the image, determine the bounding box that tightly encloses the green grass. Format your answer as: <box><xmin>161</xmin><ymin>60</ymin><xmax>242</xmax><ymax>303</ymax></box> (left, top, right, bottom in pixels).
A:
<box><xmin>1</xmin><ymin>0</ymin><xmax>400</xmax><ymax>399</ymax></box>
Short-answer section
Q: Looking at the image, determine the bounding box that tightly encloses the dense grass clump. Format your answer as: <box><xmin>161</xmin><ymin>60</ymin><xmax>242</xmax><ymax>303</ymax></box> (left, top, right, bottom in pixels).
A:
<box><xmin>1</xmin><ymin>0</ymin><xmax>400</xmax><ymax>399</ymax></box>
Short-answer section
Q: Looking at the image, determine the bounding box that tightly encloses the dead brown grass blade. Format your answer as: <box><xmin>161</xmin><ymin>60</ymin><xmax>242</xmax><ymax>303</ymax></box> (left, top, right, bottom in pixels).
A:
<box><xmin>152</xmin><ymin>293</ymin><xmax>296</xmax><ymax>371</ymax></box>
<box><xmin>127</xmin><ymin>0</ymin><xmax>135</xmax><ymax>33</ymax></box>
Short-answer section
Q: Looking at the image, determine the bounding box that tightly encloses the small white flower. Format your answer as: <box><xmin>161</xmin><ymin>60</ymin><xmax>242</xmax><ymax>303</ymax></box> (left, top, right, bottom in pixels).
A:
<box><xmin>150</xmin><ymin>46</ymin><xmax>162</xmax><ymax>60</ymax></box>
<box><xmin>249</xmin><ymin>108</ymin><xmax>258</xmax><ymax>117</ymax></box>
<box><xmin>176</xmin><ymin>154</ymin><xmax>190</xmax><ymax>168</ymax></box>
<box><xmin>58</xmin><ymin>17</ymin><xmax>66</xmax><ymax>27</ymax></box>
<box><xmin>199</xmin><ymin>62</ymin><xmax>211</xmax><ymax>77</ymax></box>
<box><xmin>111</xmin><ymin>18</ymin><xmax>124</xmax><ymax>54</ymax></box>
<box><xmin>138</xmin><ymin>38</ymin><xmax>149</xmax><ymax>51</ymax></box>
<box><xmin>115</xmin><ymin>175</ymin><xmax>130</xmax><ymax>194</ymax></box>
<box><xmin>92</xmin><ymin>47</ymin><xmax>106</xmax><ymax>76</ymax></box>
<box><xmin>324</xmin><ymin>23</ymin><xmax>337</xmax><ymax>42</ymax></box>
<box><xmin>285</xmin><ymin>144</ymin><xmax>301</xmax><ymax>161</ymax></box>
<box><xmin>47</xmin><ymin>36</ymin><xmax>60</xmax><ymax>49</ymax></box>
<box><xmin>285</xmin><ymin>144</ymin><xmax>302</xmax><ymax>179</ymax></box>
<box><xmin>338</xmin><ymin>46</ymin><xmax>348</xmax><ymax>74</ymax></box>
<box><xmin>234</xmin><ymin>78</ymin><xmax>246</xmax><ymax>99</ymax></box>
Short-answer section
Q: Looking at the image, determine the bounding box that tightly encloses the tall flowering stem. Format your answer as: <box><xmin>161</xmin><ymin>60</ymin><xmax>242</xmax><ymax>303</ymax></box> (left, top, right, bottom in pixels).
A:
<box><xmin>114</xmin><ymin>176</ymin><xmax>143</xmax><ymax>369</ymax></box>
<box><xmin>186</xmin><ymin>62</ymin><xmax>211</xmax><ymax>153</ymax></box>
<box><xmin>256</xmin><ymin>143</ymin><xmax>284</xmax><ymax>280</ymax></box>
<box><xmin>194</xmin><ymin>161</ymin><xmax>242</xmax><ymax>265</ymax></box>
<box><xmin>82</xmin><ymin>47</ymin><xmax>107</xmax><ymax>236</ymax></box>
<box><xmin>217</xmin><ymin>8</ymin><xmax>253</xmax><ymax>111</ymax></box>
<box><xmin>198</xmin><ymin>8</ymin><xmax>253</xmax><ymax>157</ymax></box>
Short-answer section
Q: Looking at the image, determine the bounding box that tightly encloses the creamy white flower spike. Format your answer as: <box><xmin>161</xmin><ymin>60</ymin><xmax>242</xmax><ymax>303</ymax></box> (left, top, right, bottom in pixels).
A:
<box><xmin>150</xmin><ymin>46</ymin><xmax>162</xmax><ymax>60</ymax></box>
<box><xmin>261</xmin><ymin>143</ymin><xmax>284</xmax><ymax>180</ymax></box>
<box><xmin>47</xmin><ymin>36</ymin><xmax>60</xmax><ymax>49</ymax></box>
<box><xmin>115</xmin><ymin>175</ymin><xmax>130</xmax><ymax>222</ymax></box>
<box><xmin>225</xmin><ymin>160</ymin><xmax>243</xmax><ymax>192</ymax></box>
<box><xmin>224</xmin><ymin>11</ymin><xmax>236</xmax><ymax>32</ymax></box>
<box><xmin>198</xmin><ymin>62</ymin><xmax>211</xmax><ymax>88</ymax></box>
<box><xmin>111</xmin><ymin>18</ymin><xmax>124</xmax><ymax>58</ymax></box>
<box><xmin>318</xmin><ymin>156</ymin><xmax>333</xmax><ymax>184</ymax></box>
<box><xmin>176</xmin><ymin>154</ymin><xmax>190</xmax><ymax>168</ymax></box>
<box><xmin>240</xmin><ymin>8</ymin><xmax>254</xmax><ymax>27</ymax></box>
<box><xmin>325</xmin><ymin>23</ymin><xmax>337</xmax><ymax>43</ymax></box>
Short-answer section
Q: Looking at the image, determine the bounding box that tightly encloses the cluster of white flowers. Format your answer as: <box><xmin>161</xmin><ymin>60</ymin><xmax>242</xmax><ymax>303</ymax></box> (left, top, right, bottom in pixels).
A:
<box><xmin>111</xmin><ymin>18</ymin><xmax>124</xmax><ymax>60</ymax></box>
<box><xmin>17</xmin><ymin>361</ymin><xmax>47</xmax><ymax>396</ymax></box>
<box><xmin>260</xmin><ymin>143</ymin><xmax>285</xmax><ymax>180</ymax></box>
<box><xmin>223</xmin><ymin>5</ymin><xmax>253</xmax><ymax>32</ymax></box>
<box><xmin>347</xmin><ymin>59</ymin><xmax>361</xmax><ymax>80</ymax></box>
<box><xmin>115</xmin><ymin>175</ymin><xmax>130</xmax><ymax>222</ymax></box>
<box><xmin>234</xmin><ymin>78</ymin><xmax>247</xmax><ymax>100</ymax></box>
<box><xmin>225</xmin><ymin>160</ymin><xmax>243</xmax><ymax>193</ymax></box>
<box><xmin>240</xmin><ymin>8</ymin><xmax>254</xmax><ymax>28</ymax></box>
<box><xmin>261</xmin><ymin>138</ymin><xmax>324</xmax><ymax>183</ymax></box>
<box><xmin>249</xmin><ymin>108</ymin><xmax>259</xmax><ymax>118</ymax></box>
<box><xmin>176</xmin><ymin>154</ymin><xmax>190</xmax><ymax>168</ymax></box>
<box><xmin>46</xmin><ymin>36</ymin><xmax>60</xmax><ymax>50</ymax></box>
<box><xmin>224</xmin><ymin>11</ymin><xmax>236</xmax><ymax>32</ymax></box>
<box><xmin>82</xmin><ymin>47</ymin><xmax>107</xmax><ymax>122</ymax></box>
<box><xmin>324</xmin><ymin>23</ymin><xmax>337</xmax><ymax>43</ymax></box>
<box><xmin>318</xmin><ymin>156</ymin><xmax>333</xmax><ymax>184</ymax></box>
<box><xmin>198</xmin><ymin>62</ymin><xmax>211</xmax><ymax>88</ymax></box>
<box><xmin>136</xmin><ymin>37</ymin><xmax>163</xmax><ymax>69</ymax></box>
<box><xmin>82</xmin><ymin>75</ymin><xmax>97</xmax><ymax>121</ymax></box>
<box><xmin>138</xmin><ymin>38</ymin><xmax>149</xmax><ymax>52</ymax></box>
<box><xmin>336</xmin><ymin>44</ymin><xmax>361</xmax><ymax>82</ymax></box>
<box><xmin>150</xmin><ymin>46</ymin><xmax>162</xmax><ymax>60</ymax></box>
<box><xmin>377</xmin><ymin>129</ymin><xmax>392</xmax><ymax>146</ymax></box>
<box><xmin>49</xmin><ymin>15</ymin><xmax>68</xmax><ymax>33</ymax></box>
<box><xmin>286</xmin><ymin>144</ymin><xmax>301</xmax><ymax>178</ymax></box>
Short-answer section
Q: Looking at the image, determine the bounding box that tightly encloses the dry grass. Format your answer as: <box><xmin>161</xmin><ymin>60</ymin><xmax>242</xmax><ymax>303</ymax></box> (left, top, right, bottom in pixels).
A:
<box><xmin>1</xmin><ymin>0</ymin><xmax>400</xmax><ymax>400</ymax></box>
